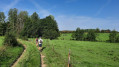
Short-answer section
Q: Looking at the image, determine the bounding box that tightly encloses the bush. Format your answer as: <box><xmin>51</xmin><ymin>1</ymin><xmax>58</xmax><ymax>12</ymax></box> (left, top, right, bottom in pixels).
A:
<box><xmin>19</xmin><ymin>36</ymin><xmax>28</xmax><ymax>41</ymax></box>
<box><xmin>75</xmin><ymin>28</ymin><xmax>84</xmax><ymax>40</ymax></box>
<box><xmin>109</xmin><ymin>30</ymin><xmax>117</xmax><ymax>43</ymax></box>
<box><xmin>71</xmin><ymin>32</ymin><xmax>76</xmax><ymax>40</ymax></box>
<box><xmin>86</xmin><ymin>30</ymin><xmax>96</xmax><ymax>41</ymax></box>
<box><xmin>43</xmin><ymin>29</ymin><xmax>59</xmax><ymax>40</ymax></box>
<box><xmin>3</xmin><ymin>32</ymin><xmax>18</xmax><ymax>46</ymax></box>
<box><xmin>116</xmin><ymin>36</ymin><xmax>119</xmax><ymax>43</ymax></box>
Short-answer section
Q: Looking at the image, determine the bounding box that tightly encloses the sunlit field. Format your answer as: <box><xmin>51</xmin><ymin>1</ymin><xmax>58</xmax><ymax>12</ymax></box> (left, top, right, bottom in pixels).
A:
<box><xmin>37</xmin><ymin>33</ymin><xmax>119</xmax><ymax>67</ymax></box>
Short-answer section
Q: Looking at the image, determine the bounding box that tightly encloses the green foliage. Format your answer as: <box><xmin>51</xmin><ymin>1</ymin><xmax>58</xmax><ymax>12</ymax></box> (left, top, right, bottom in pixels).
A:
<box><xmin>20</xmin><ymin>13</ymin><xmax>60</xmax><ymax>39</ymax></box>
<box><xmin>71</xmin><ymin>32</ymin><xmax>76</xmax><ymax>39</ymax></box>
<box><xmin>16</xmin><ymin>11</ymin><xmax>28</xmax><ymax>34</ymax></box>
<box><xmin>31</xmin><ymin>12</ymin><xmax>39</xmax><ymax>22</ymax></box>
<box><xmin>19</xmin><ymin>36</ymin><xmax>28</xmax><ymax>41</ymax></box>
<box><xmin>75</xmin><ymin>28</ymin><xmax>85</xmax><ymax>40</ymax></box>
<box><xmin>109</xmin><ymin>30</ymin><xmax>117</xmax><ymax>43</ymax></box>
<box><xmin>3</xmin><ymin>32</ymin><xmax>18</xmax><ymax>46</ymax></box>
<box><xmin>43</xmin><ymin>29</ymin><xmax>59</xmax><ymax>40</ymax></box>
<box><xmin>0</xmin><ymin>22</ymin><xmax>7</xmax><ymax>36</ymax></box>
<box><xmin>0</xmin><ymin>12</ymin><xmax>5</xmax><ymax>23</ymax></box>
<box><xmin>116</xmin><ymin>36</ymin><xmax>119</xmax><ymax>42</ymax></box>
<box><xmin>41</xmin><ymin>16</ymin><xmax>60</xmax><ymax>39</ymax></box>
<box><xmin>0</xmin><ymin>46</ymin><xmax>23</xmax><ymax>67</ymax></box>
<box><xmin>86</xmin><ymin>30</ymin><xmax>96</xmax><ymax>41</ymax></box>
<box><xmin>96</xmin><ymin>28</ymin><xmax>100</xmax><ymax>33</ymax></box>
<box><xmin>0</xmin><ymin>37</ymin><xmax>24</xmax><ymax>66</ymax></box>
<box><xmin>8</xmin><ymin>8</ymin><xmax>18</xmax><ymax>31</ymax></box>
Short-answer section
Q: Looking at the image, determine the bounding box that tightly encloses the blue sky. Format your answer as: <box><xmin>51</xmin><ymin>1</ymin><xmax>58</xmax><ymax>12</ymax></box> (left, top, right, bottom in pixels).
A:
<box><xmin>0</xmin><ymin>0</ymin><xmax>119</xmax><ymax>31</ymax></box>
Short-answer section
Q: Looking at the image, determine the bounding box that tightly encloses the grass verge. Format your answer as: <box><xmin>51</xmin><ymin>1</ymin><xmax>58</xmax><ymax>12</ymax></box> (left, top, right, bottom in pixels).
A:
<box><xmin>14</xmin><ymin>39</ymin><xmax>41</xmax><ymax>67</ymax></box>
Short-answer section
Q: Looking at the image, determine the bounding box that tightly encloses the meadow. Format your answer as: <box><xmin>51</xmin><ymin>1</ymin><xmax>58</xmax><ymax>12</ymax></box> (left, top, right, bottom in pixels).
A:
<box><xmin>39</xmin><ymin>33</ymin><xmax>119</xmax><ymax>67</ymax></box>
<box><xmin>0</xmin><ymin>33</ymin><xmax>119</xmax><ymax>67</ymax></box>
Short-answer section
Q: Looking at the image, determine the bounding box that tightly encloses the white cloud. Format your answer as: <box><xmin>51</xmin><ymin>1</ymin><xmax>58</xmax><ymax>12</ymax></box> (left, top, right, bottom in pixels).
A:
<box><xmin>56</xmin><ymin>15</ymin><xmax>119</xmax><ymax>31</ymax></box>
<box><xmin>30</xmin><ymin>0</ymin><xmax>51</xmax><ymax>18</ymax></box>
<box><xmin>95</xmin><ymin>0</ymin><xmax>111</xmax><ymax>16</ymax></box>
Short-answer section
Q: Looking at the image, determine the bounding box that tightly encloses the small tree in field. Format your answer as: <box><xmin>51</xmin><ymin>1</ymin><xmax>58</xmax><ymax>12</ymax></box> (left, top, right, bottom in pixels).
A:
<box><xmin>71</xmin><ymin>31</ymin><xmax>76</xmax><ymax>40</ymax></box>
<box><xmin>3</xmin><ymin>32</ymin><xmax>18</xmax><ymax>46</ymax></box>
<box><xmin>86</xmin><ymin>30</ymin><xmax>96</xmax><ymax>41</ymax></box>
<box><xmin>75</xmin><ymin>28</ymin><xmax>84</xmax><ymax>40</ymax></box>
<box><xmin>109</xmin><ymin>30</ymin><xmax>118</xmax><ymax>43</ymax></box>
<box><xmin>116</xmin><ymin>36</ymin><xmax>119</xmax><ymax>42</ymax></box>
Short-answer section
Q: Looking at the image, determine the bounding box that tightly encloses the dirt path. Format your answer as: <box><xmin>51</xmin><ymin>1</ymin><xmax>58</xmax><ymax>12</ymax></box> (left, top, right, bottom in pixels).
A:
<box><xmin>11</xmin><ymin>45</ymin><xmax>26</xmax><ymax>67</ymax></box>
<box><xmin>41</xmin><ymin>53</ymin><xmax>46</xmax><ymax>67</ymax></box>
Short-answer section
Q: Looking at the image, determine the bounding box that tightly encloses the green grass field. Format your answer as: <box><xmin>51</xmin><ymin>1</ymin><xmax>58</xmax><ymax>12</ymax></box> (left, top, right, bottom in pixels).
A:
<box><xmin>0</xmin><ymin>33</ymin><xmax>119</xmax><ymax>67</ymax></box>
<box><xmin>58</xmin><ymin>33</ymin><xmax>116</xmax><ymax>42</ymax></box>
<box><xmin>38</xmin><ymin>33</ymin><xmax>119</xmax><ymax>67</ymax></box>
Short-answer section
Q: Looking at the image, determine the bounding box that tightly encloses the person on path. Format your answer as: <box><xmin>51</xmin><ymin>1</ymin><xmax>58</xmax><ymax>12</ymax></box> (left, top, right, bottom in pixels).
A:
<box><xmin>36</xmin><ymin>38</ymin><xmax>38</xmax><ymax>47</ymax></box>
<box><xmin>38</xmin><ymin>37</ymin><xmax>43</xmax><ymax>51</ymax></box>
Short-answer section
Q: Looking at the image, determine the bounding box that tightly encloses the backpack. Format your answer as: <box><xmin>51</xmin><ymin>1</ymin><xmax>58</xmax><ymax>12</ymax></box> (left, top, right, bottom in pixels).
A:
<box><xmin>40</xmin><ymin>40</ymin><xmax>42</xmax><ymax>43</ymax></box>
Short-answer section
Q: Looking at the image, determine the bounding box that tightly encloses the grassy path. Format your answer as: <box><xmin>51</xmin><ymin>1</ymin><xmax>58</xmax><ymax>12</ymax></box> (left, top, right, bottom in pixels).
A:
<box><xmin>41</xmin><ymin>53</ymin><xmax>46</xmax><ymax>67</ymax></box>
<box><xmin>13</xmin><ymin>39</ymin><xmax>41</xmax><ymax>67</ymax></box>
<box><xmin>29</xmin><ymin>38</ymin><xmax>47</xmax><ymax>67</ymax></box>
<box><xmin>11</xmin><ymin>45</ymin><xmax>26</xmax><ymax>67</ymax></box>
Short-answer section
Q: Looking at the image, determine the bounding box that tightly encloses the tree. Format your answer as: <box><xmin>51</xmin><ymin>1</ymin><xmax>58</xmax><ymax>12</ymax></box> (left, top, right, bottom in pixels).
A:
<box><xmin>16</xmin><ymin>11</ymin><xmax>28</xmax><ymax>34</ymax></box>
<box><xmin>43</xmin><ymin>29</ymin><xmax>59</xmax><ymax>40</ymax></box>
<box><xmin>8</xmin><ymin>8</ymin><xmax>18</xmax><ymax>31</ymax></box>
<box><xmin>96</xmin><ymin>28</ymin><xmax>100</xmax><ymax>33</ymax></box>
<box><xmin>75</xmin><ymin>28</ymin><xmax>84</xmax><ymax>40</ymax></box>
<box><xmin>20</xmin><ymin>17</ymin><xmax>32</xmax><ymax>37</ymax></box>
<box><xmin>0</xmin><ymin>12</ymin><xmax>5</xmax><ymax>23</ymax></box>
<box><xmin>31</xmin><ymin>12</ymin><xmax>39</xmax><ymax>22</ymax></box>
<box><xmin>109</xmin><ymin>30</ymin><xmax>117</xmax><ymax>43</ymax></box>
<box><xmin>0</xmin><ymin>12</ymin><xmax>7</xmax><ymax>36</ymax></box>
<box><xmin>116</xmin><ymin>36</ymin><xmax>119</xmax><ymax>42</ymax></box>
<box><xmin>3</xmin><ymin>32</ymin><xmax>18</xmax><ymax>46</ymax></box>
<box><xmin>41</xmin><ymin>15</ymin><xmax>60</xmax><ymax>39</ymax></box>
<box><xmin>71</xmin><ymin>31</ymin><xmax>76</xmax><ymax>39</ymax></box>
<box><xmin>0</xmin><ymin>23</ymin><xmax>7</xmax><ymax>36</ymax></box>
<box><xmin>86</xmin><ymin>30</ymin><xmax>96</xmax><ymax>41</ymax></box>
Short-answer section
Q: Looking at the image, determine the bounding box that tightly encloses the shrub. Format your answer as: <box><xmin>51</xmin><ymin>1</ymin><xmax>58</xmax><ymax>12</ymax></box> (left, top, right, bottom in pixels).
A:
<box><xmin>86</xmin><ymin>30</ymin><xmax>96</xmax><ymax>41</ymax></box>
<box><xmin>75</xmin><ymin>28</ymin><xmax>84</xmax><ymax>40</ymax></box>
<box><xmin>116</xmin><ymin>36</ymin><xmax>119</xmax><ymax>43</ymax></box>
<box><xmin>71</xmin><ymin>32</ymin><xmax>76</xmax><ymax>40</ymax></box>
<box><xmin>3</xmin><ymin>32</ymin><xmax>18</xmax><ymax>46</ymax></box>
<box><xmin>43</xmin><ymin>29</ymin><xmax>59</xmax><ymax>40</ymax></box>
<box><xmin>109</xmin><ymin>30</ymin><xmax>117</xmax><ymax>43</ymax></box>
<box><xmin>19</xmin><ymin>36</ymin><xmax>28</xmax><ymax>41</ymax></box>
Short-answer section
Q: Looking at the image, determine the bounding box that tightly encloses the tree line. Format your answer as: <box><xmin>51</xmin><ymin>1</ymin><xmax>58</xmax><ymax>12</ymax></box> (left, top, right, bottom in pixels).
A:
<box><xmin>0</xmin><ymin>8</ymin><xmax>60</xmax><ymax>40</ymax></box>
<box><xmin>60</xmin><ymin>28</ymin><xmax>118</xmax><ymax>34</ymax></box>
<box><xmin>72</xmin><ymin>27</ymin><xmax>119</xmax><ymax>43</ymax></box>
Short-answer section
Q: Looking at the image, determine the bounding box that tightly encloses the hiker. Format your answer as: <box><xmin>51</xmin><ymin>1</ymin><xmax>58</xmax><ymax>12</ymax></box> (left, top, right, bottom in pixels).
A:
<box><xmin>38</xmin><ymin>37</ymin><xmax>43</xmax><ymax>51</ymax></box>
<box><xmin>36</xmin><ymin>38</ymin><xmax>38</xmax><ymax>47</ymax></box>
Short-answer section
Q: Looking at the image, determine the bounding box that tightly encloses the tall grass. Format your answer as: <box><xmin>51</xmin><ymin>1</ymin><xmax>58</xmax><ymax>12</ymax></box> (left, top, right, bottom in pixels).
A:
<box><xmin>0</xmin><ymin>37</ymin><xmax>24</xmax><ymax>67</ymax></box>
<box><xmin>14</xmin><ymin>39</ymin><xmax>41</xmax><ymax>67</ymax></box>
<box><xmin>42</xmin><ymin>39</ymin><xmax>119</xmax><ymax>67</ymax></box>
<box><xmin>37</xmin><ymin>33</ymin><xmax>119</xmax><ymax>67</ymax></box>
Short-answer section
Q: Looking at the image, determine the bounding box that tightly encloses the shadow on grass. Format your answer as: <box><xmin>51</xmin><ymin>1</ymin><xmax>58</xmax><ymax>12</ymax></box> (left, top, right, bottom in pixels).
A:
<box><xmin>40</xmin><ymin>47</ymin><xmax>46</xmax><ymax>52</ymax></box>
